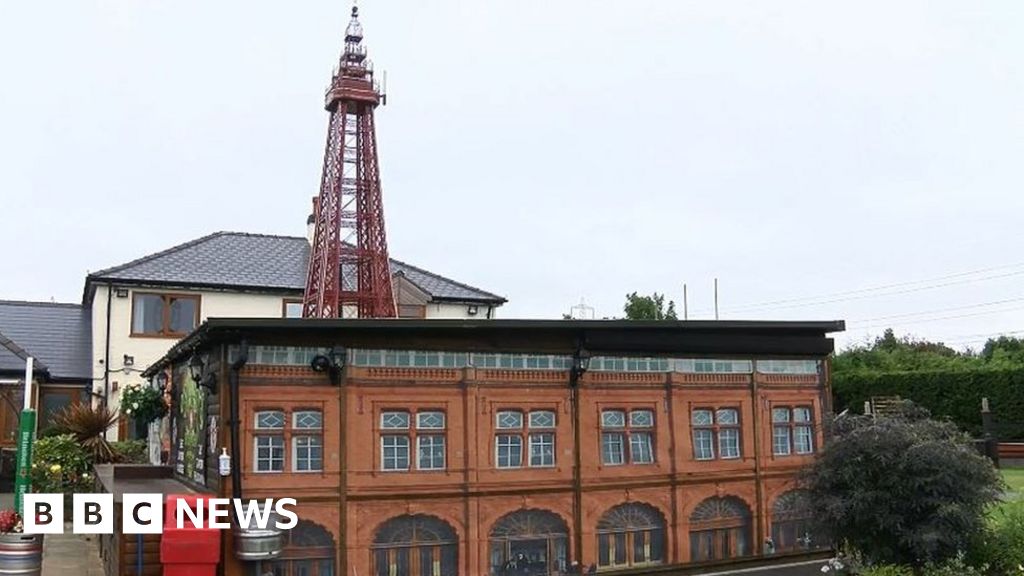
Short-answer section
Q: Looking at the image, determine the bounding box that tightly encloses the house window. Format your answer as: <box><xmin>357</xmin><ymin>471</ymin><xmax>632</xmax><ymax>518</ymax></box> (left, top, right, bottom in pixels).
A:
<box><xmin>495</xmin><ymin>409</ymin><xmax>557</xmax><ymax>469</ymax></box>
<box><xmin>380</xmin><ymin>410</ymin><xmax>446</xmax><ymax>471</ymax></box>
<box><xmin>282</xmin><ymin>299</ymin><xmax>304</xmax><ymax>318</ymax></box>
<box><xmin>529</xmin><ymin>410</ymin><xmax>556</xmax><ymax>467</ymax></box>
<box><xmin>416</xmin><ymin>411</ymin><xmax>446</xmax><ymax>470</ymax></box>
<box><xmin>381</xmin><ymin>411</ymin><xmax>410</xmax><ymax>471</ymax></box>
<box><xmin>254</xmin><ymin>410</ymin><xmax>285</xmax><ymax>473</ymax></box>
<box><xmin>772</xmin><ymin>406</ymin><xmax>815</xmax><ymax>456</ymax></box>
<box><xmin>292</xmin><ymin>410</ymin><xmax>323</xmax><ymax>472</ymax></box>
<box><xmin>601</xmin><ymin>409</ymin><xmax>655</xmax><ymax>466</ymax></box>
<box><xmin>691</xmin><ymin>408</ymin><xmax>741</xmax><ymax>461</ymax></box>
<box><xmin>131</xmin><ymin>293</ymin><xmax>200</xmax><ymax>337</ymax></box>
<box><xmin>253</xmin><ymin>409</ymin><xmax>323</xmax><ymax>473</ymax></box>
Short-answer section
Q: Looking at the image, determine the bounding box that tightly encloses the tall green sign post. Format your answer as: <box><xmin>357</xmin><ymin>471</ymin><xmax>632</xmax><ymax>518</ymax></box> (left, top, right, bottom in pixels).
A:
<box><xmin>14</xmin><ymin>357</ymin><xmax>35</xmax><ymax>516</ymax></box>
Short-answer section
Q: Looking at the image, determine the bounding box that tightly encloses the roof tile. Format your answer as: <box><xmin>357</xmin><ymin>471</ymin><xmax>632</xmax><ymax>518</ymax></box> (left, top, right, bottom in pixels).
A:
<box><xmin>89</xmin><ymin>232</ymin><xmax>505</xmax><ymax>303</ymax></box>
<box><xmin>0</xmin><ymin>301</ymin><xmax>90</xmax><ymax>380</ymax></box>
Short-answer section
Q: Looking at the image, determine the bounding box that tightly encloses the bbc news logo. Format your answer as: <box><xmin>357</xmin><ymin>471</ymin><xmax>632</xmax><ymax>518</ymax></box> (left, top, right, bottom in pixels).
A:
<box><xmin>22</xmin><ymin>494</ymin><xmax>298</xmax><ymax>535</ymax></box>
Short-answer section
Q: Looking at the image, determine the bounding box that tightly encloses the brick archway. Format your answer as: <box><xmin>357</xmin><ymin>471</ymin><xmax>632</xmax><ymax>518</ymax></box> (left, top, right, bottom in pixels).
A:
<box><xmin>488</xmin><ymin>509</ymin><xmax>569</xmax><ymax>576</ymax></box>
<box><xmin>595</xmin><ymin>502</ymin><xmax>667</xmax><ymax>570</ymax></box>
<box><xmin>371</xmin><ymin>514</ymin><xmax>459</xmax><ymax>576</ymax></box>
<box><xmin>258</xmin><ymin>519</ymin><xmax>336</xmax><ymax>576</ymax></box>
<box><xmin>687</xmin><ymin>496</ymin><xmax>753</xmax><ymax>562</ymax></box>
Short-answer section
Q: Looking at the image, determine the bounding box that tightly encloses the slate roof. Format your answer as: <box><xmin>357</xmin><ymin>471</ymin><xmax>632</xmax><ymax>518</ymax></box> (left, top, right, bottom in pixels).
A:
<box><xmin>86</xmin><ymin>232</ymin><xmax>506</xmax><ymax>304</ymax></box>
<box><xmin>0</xmin><ymin>331</ymin><xmax>35</xmax><ymax>373</ymax></box>
<box><xmin>0</xmin><ymin>301</ymin><xmax>91</xmax><ymax>380</ymax></box>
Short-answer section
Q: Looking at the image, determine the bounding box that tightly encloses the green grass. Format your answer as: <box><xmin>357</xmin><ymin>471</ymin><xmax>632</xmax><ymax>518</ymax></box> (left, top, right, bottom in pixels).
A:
<box><xmin>994</xmin><ymin>468</ymin><xmax>1024</xmax><ymax>517</ymax></box>
<box><xmin>1003</xmin><ymin>468</ymin><xmax>1024</xmax><ymax>497</ymax></box>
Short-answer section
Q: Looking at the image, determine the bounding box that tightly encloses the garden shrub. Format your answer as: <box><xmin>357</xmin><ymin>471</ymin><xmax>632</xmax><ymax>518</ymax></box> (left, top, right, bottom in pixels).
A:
<box><xmin>972</xmin><ymin>502</ymin><xmax>1024</xmax><ymax>574</ymax></box>
<box><xmin>857</xmin><ymin>566</ymin><xmax>913</xmax><ymax>576</ymax></box>
<box><xmin>803</xmin><ymin>402</ymin><xmax>1002</xmax><ymax>568</ymax></box>
<box><xmin>54</xmin><ymin>403</ymin><xmax>118</xmax><ymax>463</ymax></box>
<box><xmin>32</xmin><ymin>434</ymin><xmax>93</xmax><ymax>495</ymax></box>
<box><xmin>111</xmin><ymin>440</ymin><xmax>149</xmax><ymax>464</ymax></box>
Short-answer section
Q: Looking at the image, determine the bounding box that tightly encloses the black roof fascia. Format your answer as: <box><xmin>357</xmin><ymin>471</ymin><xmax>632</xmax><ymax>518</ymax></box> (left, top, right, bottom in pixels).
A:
<box><xmin>144</xmin><ymin>318</ymin><xmax>845</xmax><ymax>377</ymax></box>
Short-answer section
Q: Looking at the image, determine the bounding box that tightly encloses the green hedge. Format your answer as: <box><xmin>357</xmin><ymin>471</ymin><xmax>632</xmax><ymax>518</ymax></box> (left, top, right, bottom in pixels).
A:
<box><xmin>833</xmin><ymin>368</ymin><xmax>1024</xmax><ymax>440</ymax></box>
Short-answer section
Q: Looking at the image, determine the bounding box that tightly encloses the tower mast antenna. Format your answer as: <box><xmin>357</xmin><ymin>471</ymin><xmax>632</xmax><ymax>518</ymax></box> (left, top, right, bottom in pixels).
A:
<box><xmin>303</xmin><ymin>3</ymin><xmax>397</xmax><ymax>318</ymax></box>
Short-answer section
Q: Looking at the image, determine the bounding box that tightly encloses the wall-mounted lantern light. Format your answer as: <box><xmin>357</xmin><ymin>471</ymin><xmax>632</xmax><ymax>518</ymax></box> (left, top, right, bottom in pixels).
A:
<box><xmin>189</xmin><ymin>353</ymin><xmax>217</xmax><ymax>394</ymax></box>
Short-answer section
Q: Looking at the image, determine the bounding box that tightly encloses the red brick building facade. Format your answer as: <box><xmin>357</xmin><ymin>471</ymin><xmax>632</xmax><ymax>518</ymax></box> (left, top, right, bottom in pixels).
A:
<box><xmin>147</xmin><ymin>319</ymin><xmax>842</xmax><ymax>576</ymax></box>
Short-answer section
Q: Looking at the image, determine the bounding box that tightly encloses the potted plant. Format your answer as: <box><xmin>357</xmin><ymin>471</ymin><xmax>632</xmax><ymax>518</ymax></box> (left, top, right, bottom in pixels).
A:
<box><xmin>0</xmin><ymin>509</ymin><xmax>42</xmax><ymax>575</ymax></box>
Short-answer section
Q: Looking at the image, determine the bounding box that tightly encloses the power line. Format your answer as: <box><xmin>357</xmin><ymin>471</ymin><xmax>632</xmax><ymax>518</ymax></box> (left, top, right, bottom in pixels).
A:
<box><xmin>853</xmin><ymin>303</ymin><xmax>1024</xmax><ymax>331</ymax></box>
<box><xmin>695</xmin><ymin>262</ymin><xmax>1024</xmax><ymax>315</ymax></box>
<box><xmin>846</xmin><ymin>295</ymin><xmax>1024</xmax><ymax>324</ymax></box>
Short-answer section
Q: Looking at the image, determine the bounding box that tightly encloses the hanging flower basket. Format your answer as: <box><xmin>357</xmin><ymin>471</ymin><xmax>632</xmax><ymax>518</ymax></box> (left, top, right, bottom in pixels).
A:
<box><xmin>121</xmin><ymin>382</ymin><xmax>169</xmax><ymax>425</ymax></box>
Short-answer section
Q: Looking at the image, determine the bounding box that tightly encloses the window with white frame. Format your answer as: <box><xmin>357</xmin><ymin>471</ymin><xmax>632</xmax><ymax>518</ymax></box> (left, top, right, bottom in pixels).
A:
<box><xmin>528</xmin><ymin>410</ymin><xmax>556</xmax><ymax>467</ymax></box>
<box><xmin>416</xmin><ymin>411</ymin><xmax>446</xmax><ymax>470</ymax></box>
<box><xmin>772</xmin><ymin>406</ymin><xmax>814</xmax><ymax>456</ymax></box>
<box><xmin>292</xmin><ymin>410</ymin><xmax>323</xmax><ymax>472</ymax></box>
<box><xmin>380</xmin><ymin>409</ymin><xmax>447</xmax><ymax>471</ymax></box>
<box><xmin>381</xmin><ymin>411</ymin><xmax>411</xmax><ymax>471</ymax></box>
<box><xmin>496</xmin><ymin>410</ymin><xmax>524</xmax><ymax>468</ymax></box>
<box><xmin>254</xmin><ymin>410</ymin><xmax>285</xmax><ymax>472</ymax></box>
<box><xmin>601</xmin><ymin>409</ymin><xmax>655</xmax><ymax>466</ymax></box>
<box><xmin>495</xmin><ymin>409</ymin><xmax>557</xmax><ymax>469</ymax></box>
<box><xmin>691</xmin><ymin>408</ymin><xmax>741</xmax><ymax>461</ymax></box>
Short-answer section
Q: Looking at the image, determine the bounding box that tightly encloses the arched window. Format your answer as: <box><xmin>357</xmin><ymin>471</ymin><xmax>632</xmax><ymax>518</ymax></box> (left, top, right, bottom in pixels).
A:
<box><xmin>372</xmin><ymin>515</ymin><xmax>458</xmax><ymax>576</ymax></box>
<box><xmin>771</xmin><ymin>490</ymin><xmax>823</xmax><ymax>552</ymax></box>
<box><xmin>596</xmin><ymin>503</ymin><xmax>666</xmax><ymax>569</ymax></box>
<box><xmin>489</xmin><ymin>509</ymin><xmax>569</xmax><ymax>576</ymax></box>
<box><xmin>258</xmin><ymin>520</ymin><xmax>336</xmax><ymax>576</ymax></box>
<box><xmin>688</xmin><ymin>496</ymin><xmax>752</xmax><ymax>562</ymax></box>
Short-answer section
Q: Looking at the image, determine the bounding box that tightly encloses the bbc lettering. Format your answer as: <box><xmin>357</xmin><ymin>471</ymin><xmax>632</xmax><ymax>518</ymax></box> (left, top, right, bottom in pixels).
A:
<box><xmin>22</xmin><ymin>494</ymin><xmax>297</xmax><ymax>534</ymax></box>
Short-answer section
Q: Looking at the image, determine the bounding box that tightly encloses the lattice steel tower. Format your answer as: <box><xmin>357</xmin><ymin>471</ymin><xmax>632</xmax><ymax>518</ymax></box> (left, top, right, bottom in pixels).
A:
<box><xmin>304</xmin><ymin>5</ymin><xmax>396</xmax><ymax>318</ymax></box>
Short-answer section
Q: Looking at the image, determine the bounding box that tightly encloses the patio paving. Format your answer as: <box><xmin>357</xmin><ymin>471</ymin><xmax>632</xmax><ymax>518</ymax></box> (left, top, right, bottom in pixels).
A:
<box><xmin>41</xmin><ymin>528</ymin><xmax>104</xmax><ymax>576</ymax></box>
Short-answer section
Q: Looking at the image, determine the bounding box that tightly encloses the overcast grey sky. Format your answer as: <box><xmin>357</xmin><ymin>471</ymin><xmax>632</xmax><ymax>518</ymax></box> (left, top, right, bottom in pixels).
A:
<box><xmin>1</xmin><ymin>1</ymin><xmax>1022</xmax><ymax>350</ymax></box>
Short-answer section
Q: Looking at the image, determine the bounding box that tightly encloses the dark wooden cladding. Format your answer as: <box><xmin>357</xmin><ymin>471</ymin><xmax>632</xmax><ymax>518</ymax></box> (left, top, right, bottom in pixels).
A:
<box><xmin>95</xmin><ymin>464</ymin><xmax>202</xmax><ymax>576</ymax></box>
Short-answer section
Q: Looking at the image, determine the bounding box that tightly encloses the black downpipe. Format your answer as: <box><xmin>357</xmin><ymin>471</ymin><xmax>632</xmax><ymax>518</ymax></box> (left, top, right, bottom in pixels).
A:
<box><xmin>228</xmin><ymin>340</ymin><xmax>249</xmax><ymax>499</ymax></box>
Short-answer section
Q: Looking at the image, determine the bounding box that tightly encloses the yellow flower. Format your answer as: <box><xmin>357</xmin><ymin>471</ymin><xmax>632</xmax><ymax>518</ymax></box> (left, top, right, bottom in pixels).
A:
<box><xmin>49</xmin><ymin>464</ymin><xmax>61</xmax><ymax>473</ymax></box>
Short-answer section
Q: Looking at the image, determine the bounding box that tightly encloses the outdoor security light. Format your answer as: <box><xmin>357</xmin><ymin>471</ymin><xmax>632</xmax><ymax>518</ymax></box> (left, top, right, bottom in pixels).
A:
<box><xmin>310</xmin><ymin>346</ymin><xmax>345</xmax><ymax>385</ymax></box>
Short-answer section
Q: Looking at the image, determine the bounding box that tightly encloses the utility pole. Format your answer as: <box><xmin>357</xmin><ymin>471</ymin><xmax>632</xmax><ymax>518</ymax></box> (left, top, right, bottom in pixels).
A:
<box><xmin>714</xmin><ymin>278</ymin><xmax>719</xmax><ymax>320</ymax></box>
<box><xmin>683</xmin><ymin>283</ymin><xmax>688</xmax><ymax>320</ymax></box>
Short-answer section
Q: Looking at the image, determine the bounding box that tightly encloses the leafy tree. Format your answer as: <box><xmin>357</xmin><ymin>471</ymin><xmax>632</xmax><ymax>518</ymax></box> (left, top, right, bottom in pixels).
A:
<box><xmin>623</xmin><ymin>292</ymin><xmax>677</xmax><ymax>320</ymax></box>
<box><xmin>802</xmin><ymin>401</ymin><xmax>1002</xmax><ymax>569</ymax></box>
<box><xmin>833</xmin><ymin>328</ymin><xmax>981</xmax><ymax>373</ymax></box>
<box><xmin>980</xmin><ymin>335</ymin><xmax>1024</xmax><ymax>367</ymax></box>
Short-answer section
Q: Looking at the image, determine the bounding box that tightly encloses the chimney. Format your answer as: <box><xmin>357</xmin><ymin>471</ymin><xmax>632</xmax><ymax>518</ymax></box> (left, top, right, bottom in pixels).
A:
<box><xmin>307</xmin><ymin>197</ymin><xmax>319</xmax><ymax>245</ymax></box>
